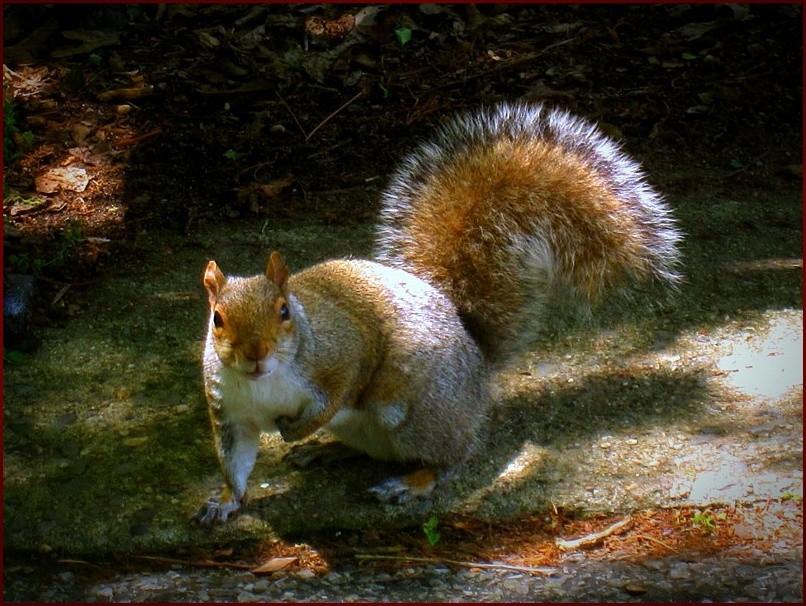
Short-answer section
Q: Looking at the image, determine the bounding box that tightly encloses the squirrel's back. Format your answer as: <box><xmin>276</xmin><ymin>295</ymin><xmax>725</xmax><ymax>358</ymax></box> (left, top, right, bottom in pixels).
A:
<box><xmin>374</xmin><ymin>103</ymin><xmax>682</xmax><ymax>364</ymax></box>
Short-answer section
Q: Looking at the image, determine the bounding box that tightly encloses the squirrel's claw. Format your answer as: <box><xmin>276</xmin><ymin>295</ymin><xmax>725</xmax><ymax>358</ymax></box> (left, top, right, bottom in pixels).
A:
<box><xmin>194</xmin><ymin>496</ymin><xmax>241</xmax><ymax>526</ymax></box>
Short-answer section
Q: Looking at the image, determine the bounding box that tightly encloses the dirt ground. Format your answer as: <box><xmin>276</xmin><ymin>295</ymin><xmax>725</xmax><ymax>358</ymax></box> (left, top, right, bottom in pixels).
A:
<box><xmin>2</xmin><ymin>4</ymin><xmax>803</xmax><ymax>602</ymax></box>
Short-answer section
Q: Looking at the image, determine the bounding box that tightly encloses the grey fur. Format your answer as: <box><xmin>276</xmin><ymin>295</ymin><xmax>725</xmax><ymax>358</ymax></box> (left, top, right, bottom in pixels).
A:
<box><xmin>375</xmin><ymin>102</ymin><xmax>682</xmax><ymax>363</ymax></box>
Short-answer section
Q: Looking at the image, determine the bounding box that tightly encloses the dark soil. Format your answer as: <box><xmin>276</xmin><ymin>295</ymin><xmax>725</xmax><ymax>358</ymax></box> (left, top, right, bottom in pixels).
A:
<box><xmin>3</xmin><ymin>3</ymin><xmax>802</xmax><ymax>290</ymax></box>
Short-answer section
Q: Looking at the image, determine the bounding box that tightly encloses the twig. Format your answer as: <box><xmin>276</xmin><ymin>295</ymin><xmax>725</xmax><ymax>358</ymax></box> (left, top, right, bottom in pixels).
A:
<box><xmin>433</xmin><ymin>37</ymin><xmax>577</xmax><ymax>91</ymax></box>
<box><xmin>34</xmin><ymin>276</ymin><xmax>95</xmax><ymax>287</ymax></box>
<box><xmin>721</xmin><ymin>151</ymin><xmax>770</xmax><ymax>180</ymax></box>
<box><xmin>305</xmin><ymin>90</ymin><xmax>364</xmax><ymax>142</ymax></box>
<box><xmin>50</xmin><ymin>284</ymin><xmax>71</xmax><ymax>307</ymax></box>
<box><xmin>195</xmin><ymin>83</ymin><xmax>273</xmax><ymax>96</ymax></box>
<box><xmin>355</xmin><ymin>553</ymin><xmax>557</xmax><ymax>576</ymax></box>
<box><xmin>275</xmin><ymin>89</ymin><xmax>308</xmax><ymax>139</ymax></box>
<box><xmin>556</xmin><ymin>515</ymin><xmax>633</xmax><ymax>551</ymax></box>
<box><xmin>132</xmin><ymin>554</ymin><xmax>253</xmax><ymax>570</ymax></box>
<box><xmin>115</xmin><ymin>128</ymin><xmax>163</xmax><ymax>148</ymax></box>
<box><xmin>629</xmin><ymin>533</ymin><xmax>675</xmax><ymax>551</ymax></box>
<box><xmin>57</xmin><ymin>558</ymin><xmax>99</xmax><ymax>567</ymax></box>
<box><xmin>236</xmin><ymin>160</ymin><xmax>275</xmax><ymax>181</ymax></box>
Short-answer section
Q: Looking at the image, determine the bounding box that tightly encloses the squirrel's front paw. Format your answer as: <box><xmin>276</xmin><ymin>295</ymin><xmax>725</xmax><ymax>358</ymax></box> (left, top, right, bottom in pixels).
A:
<box><xmin>194</xmin><ymin>496</ymin><xmax>241</xmax><ymax>526</ymax></box>
<box><xmin>275</xmin><ymin>415</ymin><xmax>306</xmax><ymax>442</ymax></box>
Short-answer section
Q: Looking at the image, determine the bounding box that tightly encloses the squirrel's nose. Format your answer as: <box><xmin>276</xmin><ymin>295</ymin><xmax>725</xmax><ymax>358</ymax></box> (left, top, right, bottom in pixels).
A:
<box><xmin>243</xmin><ymin>341</ymin><xmax>269</xmax><ymax>362</ymax></box>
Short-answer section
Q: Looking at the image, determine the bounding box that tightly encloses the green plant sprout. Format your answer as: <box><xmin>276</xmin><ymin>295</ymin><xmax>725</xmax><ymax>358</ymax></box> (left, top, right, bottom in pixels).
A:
<box><xmin>422</xmin><ymin>515</ymin><xmax>441</xmax><ymax>547</ymax></box>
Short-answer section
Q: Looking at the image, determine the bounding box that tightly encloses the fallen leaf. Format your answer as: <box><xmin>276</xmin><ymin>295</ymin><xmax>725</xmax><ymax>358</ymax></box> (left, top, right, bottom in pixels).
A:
<box><xmin>8</xmin><ymin>198</ymin><xmax>47</xmax><ymax>216</ymax></box>
<box><xmin>35</xmin><ymin>166</ymin><xmax>90</xmax><ymax>194</ymax></box>
<box><xmin>252</xmin><ymin>556</ymin><xmax>298</xmax><ymax>574</ymax></box>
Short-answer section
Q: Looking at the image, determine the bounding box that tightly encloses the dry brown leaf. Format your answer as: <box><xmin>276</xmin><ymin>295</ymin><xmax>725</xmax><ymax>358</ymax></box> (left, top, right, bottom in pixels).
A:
<box><xmin>35</xmin><ymin>166</ymin><xmax>90</xmax><ymax>194</ymax></box>
<box><xmin>252</xmin><ymin>556</ymin><xmax>298</xmax><ymax>574</ymax></box>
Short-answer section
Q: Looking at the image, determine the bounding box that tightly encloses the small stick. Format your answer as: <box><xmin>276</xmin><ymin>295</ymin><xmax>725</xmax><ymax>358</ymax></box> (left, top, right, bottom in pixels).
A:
<box><xmin>132</xmin><ymin>554</ymin><xmax>253</xmax><ymax>570</ymax></box>
<box><xmin>236</xmin><ymin>160</ymin><xmax>275</xmax><ymax>180</ymax></box>
<box><xmin>355</xmin><ymin>553</ymin><xmax>557</xmax><ymax>576</ymax></box>
<box><xmin>116</xmin><ymin>128</ymin><xmax>162</xmax><ymax>148</ymax></box>
<box><xmin>556</xmin><ymin>515</ymin><xmax>632</xmax><ymax>551</ymax></box>
<box><xmin>275</xmin><ymin>89</ymin><xmax>307</xmax><ymax>139</ymax></box>
<box><xmin>35</xmin><ymin>276</ymin><xmax>95</xmax><ymax>287</ymax></box>
<box><xmin>56</xmin><ymin>558</ymin><xmax>99</xmax><ymax>567</ymax></box>
<box><xmin>51</xmin><ymin>284</ymin><xmax>71</xmax><ymax>307</ymax></box>
<box><xmin>629</xmin><ymin>533</ymin><xmax>675</xmax><ymax>551</ymax></box>
<box><xmin>305</xmin><ymin>90</ymin><xmax>364</xmax><ymax>142</ymax></box>
<box><xmin>432</xmin><ymin>37</ymin><xmax>576</xmax><ymax>91</ymax></box>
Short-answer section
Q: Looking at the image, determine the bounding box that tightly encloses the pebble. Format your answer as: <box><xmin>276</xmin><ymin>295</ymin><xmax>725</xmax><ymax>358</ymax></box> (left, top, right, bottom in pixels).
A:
<box><xmin>58</xmin><ymin>571</ymin><xmax>75</xmax><ymax>583</ymax></box>
<box><xmin>3</xmin><ymin>553</ymin><xmax>802</xmax><ymax>602</ymax></box>
<box><xmin>295</xmin><ymin>568</ymin><xmax>316</xmax><ymax>580</ymax></box>
<box><xmin>237</xmin><ymin>591</ymin><xmax>258</xmax><ymax>602</ymax></box>
<box><xmin>668</xmin><ymin>562</ymin><xmax>691</xmax><ymax>579</ymax></box>
<box><xmin>501</xmin><ymin>578</ymin><xmax>521</xmax><ymax>591</ymax></box>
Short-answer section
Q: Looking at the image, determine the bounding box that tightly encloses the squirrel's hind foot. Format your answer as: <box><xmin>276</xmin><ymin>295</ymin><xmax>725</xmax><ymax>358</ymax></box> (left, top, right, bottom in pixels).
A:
<box><xmin>368</xmin><ymin>467</ymin><xmax>444</xmax><ymax>504</ymax></box>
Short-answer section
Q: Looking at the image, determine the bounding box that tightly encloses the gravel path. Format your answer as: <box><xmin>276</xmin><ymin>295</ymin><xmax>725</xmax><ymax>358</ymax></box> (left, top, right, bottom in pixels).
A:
<box><xmin>5</xmin><ymin>548</ymin><xmax>803</xmax><ymax>602</ymax></box>
<box><xmin>3</xmin><ymin>232</ymin><xmax>801</xmax><ymax>603</ymax></box>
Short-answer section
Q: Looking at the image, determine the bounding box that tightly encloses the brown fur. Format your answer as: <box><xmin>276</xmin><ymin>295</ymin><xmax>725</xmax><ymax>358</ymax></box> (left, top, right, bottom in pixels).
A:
<box><xmin>196</xmin><ymin>103</ymin><xmax>682</xmax><ymax>523</ymax></box>
<box><xmin>376</xmin><ymin>103</ymin><xmax>681</xmax><ymax>362</ymax></box>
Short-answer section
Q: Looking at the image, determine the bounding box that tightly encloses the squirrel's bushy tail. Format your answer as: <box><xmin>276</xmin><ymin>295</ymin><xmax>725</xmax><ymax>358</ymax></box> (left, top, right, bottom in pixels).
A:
<box><xmin>374</xmin><ymin>103</ymin><xmax>682</xmax><ymax>365</ymax></box>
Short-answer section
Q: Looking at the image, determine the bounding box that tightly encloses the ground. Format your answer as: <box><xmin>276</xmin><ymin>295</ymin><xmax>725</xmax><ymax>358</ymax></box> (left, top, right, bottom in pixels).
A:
<box><xmin>2</xmin><ymin>4</ymin><xmax>803</xmax><ymax>602</ymax></box>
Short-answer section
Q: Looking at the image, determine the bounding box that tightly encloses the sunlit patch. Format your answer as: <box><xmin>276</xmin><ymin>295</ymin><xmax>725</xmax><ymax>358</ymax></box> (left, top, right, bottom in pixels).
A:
<box><xmin>715</xmin><ymin>314</ymin><xmax>803</xmax><ymax>401</ymax></box>
<box><xmin>497</xmin><ymin>441</ymin><xmax>544</xmax><ymax>483</ymax></box>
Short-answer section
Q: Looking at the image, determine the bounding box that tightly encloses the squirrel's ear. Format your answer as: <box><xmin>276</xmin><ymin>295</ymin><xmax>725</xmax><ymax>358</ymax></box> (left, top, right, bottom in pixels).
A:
<box><xmin>203</xmin><ymin>260</ymin><xmax>226</xmax><ymax>304</ymax></box>
<box><xmin>266</xmin><ymin>251</ymin><xmax>289</xmax><ymax>290</ymax></box>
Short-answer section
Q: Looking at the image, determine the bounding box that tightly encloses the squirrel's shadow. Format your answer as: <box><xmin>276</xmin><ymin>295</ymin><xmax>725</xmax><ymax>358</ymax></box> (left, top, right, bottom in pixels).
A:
<box><xmin>243</xmin><ymin>364</ymin><xmax>710</xmax><ymax>534</ymax></box>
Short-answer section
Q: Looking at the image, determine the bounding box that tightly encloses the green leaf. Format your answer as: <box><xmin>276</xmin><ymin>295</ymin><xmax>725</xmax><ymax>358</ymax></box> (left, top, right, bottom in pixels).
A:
<box><xmin>691</xmin><ymin>510</ymin><xmax>717</xmax><ymax>531</ymax></box>
<box><xmin>697</xmin><ymin>92</ymin><xmax>713</xmax><ymax>104</ymax></box>
<box><xmin>422</xmin><ymin>515</ymin><xmax>441</xmax><ymax>547</ymax></box>
<box><xmin>223</xmin><ymin>149</ymin><xmax>244</xmax><ymax>161</ymax></box>
<box><xmin>395</xmin><ymin>27</ymin><xmax>412</xmax><ymax>47</ymax></box>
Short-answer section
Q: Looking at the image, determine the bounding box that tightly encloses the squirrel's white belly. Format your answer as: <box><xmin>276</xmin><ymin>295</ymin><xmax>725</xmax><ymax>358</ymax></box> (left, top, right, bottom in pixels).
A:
<box><xmin>216</xmin><ymin>363</ymin><xmax>310</xmax><ymax>430</ymax></box>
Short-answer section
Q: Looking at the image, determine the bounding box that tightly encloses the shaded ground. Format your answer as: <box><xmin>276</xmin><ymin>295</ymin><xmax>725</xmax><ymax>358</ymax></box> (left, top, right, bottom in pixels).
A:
<box><xmin>2</xmin><ymin>4</ymin><xmax>803</xmax><ymax>602</ymax></box>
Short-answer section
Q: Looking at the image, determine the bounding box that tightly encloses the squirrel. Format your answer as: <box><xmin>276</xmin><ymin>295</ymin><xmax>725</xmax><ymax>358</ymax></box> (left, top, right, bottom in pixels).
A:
<box><xmin>195</xmin><ymin>102</ymin><xmax>682</xmax><ymax>525</ymax></box>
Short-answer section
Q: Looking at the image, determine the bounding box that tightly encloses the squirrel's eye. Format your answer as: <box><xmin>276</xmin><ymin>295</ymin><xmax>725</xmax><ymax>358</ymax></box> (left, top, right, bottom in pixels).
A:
<box><xmin>279</xmin><ymin>303</ymin><xmax>290</xmax><ymax>322</ymax></box>
<box><xmin>213</xmin><ymin>311</ymin><xmax>224</xmax><ymax>328</ymax></box>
